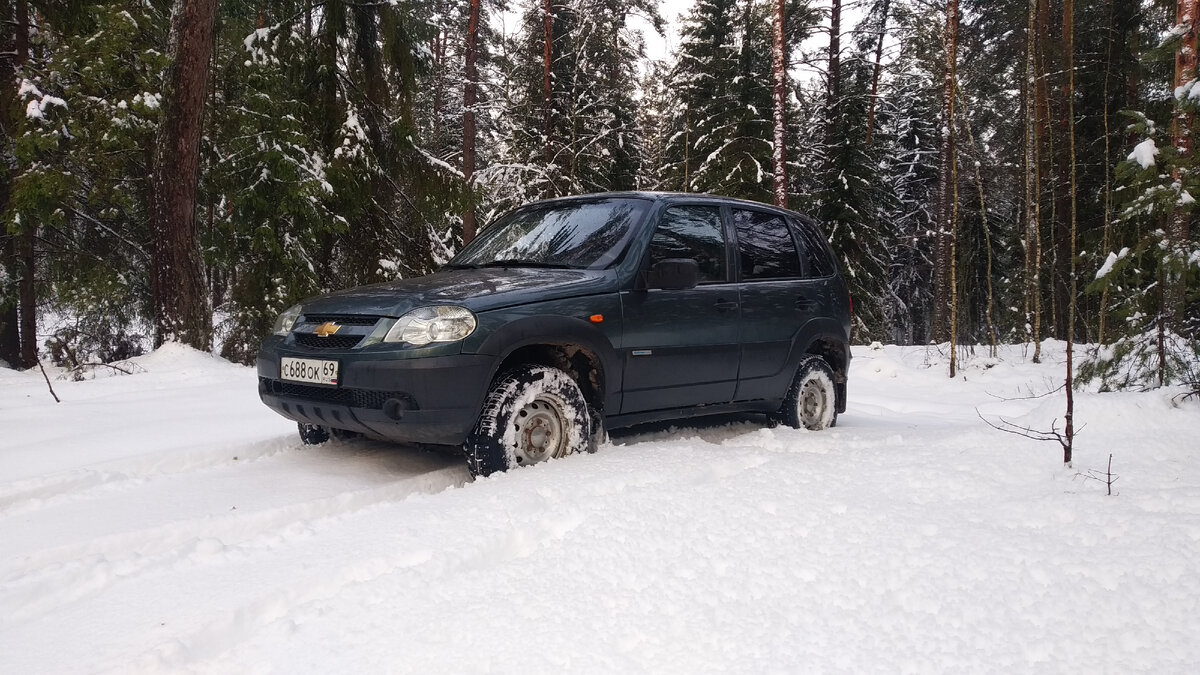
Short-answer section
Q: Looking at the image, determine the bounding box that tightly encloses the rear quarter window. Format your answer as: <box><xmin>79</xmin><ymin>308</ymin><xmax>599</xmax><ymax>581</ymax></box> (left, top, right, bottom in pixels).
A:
<box><xmin>791</xmin><ymin>216</ymin><xmax>837</xmax><ymax>278</ymax></box>
<box><xmin>732</xmin><ymin>209</ymin><xmax>802</xmax><ymax>280</ymax></box>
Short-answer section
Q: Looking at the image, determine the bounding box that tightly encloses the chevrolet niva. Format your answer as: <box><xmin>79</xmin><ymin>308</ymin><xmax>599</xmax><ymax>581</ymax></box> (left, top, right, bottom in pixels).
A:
<box><xmin>257</xmin><ymin>192</ymin><xmax>851</xmax><ymax>477</ymax></box>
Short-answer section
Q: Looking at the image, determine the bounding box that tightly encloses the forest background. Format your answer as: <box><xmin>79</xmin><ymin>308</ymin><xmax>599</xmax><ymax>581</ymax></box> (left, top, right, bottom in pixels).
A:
<box><xmin>0</xmin><ymin>0</ymin><xmax>1197</xmax><ymax>391</ymax></box>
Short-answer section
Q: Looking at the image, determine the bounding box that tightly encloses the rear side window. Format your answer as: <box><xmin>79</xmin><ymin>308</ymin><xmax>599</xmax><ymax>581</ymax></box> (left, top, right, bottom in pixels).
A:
<box><xmin>791</xmin><ymin>217</ymin><xmax>836</xmax><ymax>278</ymax></box>
<box><xmin>649</xmin><ymin>206</ymin><xmax>728</xmax><ymax>283</ymax></box>
<box><xmin>733</xmin><ymin>209</ymin><xmax>802</xmax><ymax>280</ymax></box>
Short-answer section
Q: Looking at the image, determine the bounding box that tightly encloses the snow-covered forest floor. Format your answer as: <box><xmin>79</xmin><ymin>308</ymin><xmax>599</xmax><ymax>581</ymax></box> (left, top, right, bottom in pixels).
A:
<box><xmin>2</xmin><ymin>343</ymin><xmax>1198</xmax><ymax>673</ymax></box>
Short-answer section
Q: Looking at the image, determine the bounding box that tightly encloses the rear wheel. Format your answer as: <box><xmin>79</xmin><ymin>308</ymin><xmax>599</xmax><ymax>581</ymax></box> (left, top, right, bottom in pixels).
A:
<box><xmin>780</xmin><ymin>356</ymin><xmax>837</xmax><ymax>430</ymax></box>
<box><xmin>465</xmin><ymin>365</ymin><xmax>591</xmax><ymax>477</ymax></box>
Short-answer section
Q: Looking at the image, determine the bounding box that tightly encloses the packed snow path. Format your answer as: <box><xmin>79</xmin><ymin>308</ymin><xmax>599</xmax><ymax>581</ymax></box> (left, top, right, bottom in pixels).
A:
<box><xmin>2</xmin><ymin>343</ymin><xmax>1198</xmax><ymax>673</ymax></box>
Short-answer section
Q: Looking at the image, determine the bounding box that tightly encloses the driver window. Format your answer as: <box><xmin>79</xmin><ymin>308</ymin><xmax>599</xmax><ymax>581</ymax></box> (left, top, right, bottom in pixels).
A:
<box><xmin>648</xmin><ymin>206</ymin><xmax>727</xmax><ymax>283</ymax></box>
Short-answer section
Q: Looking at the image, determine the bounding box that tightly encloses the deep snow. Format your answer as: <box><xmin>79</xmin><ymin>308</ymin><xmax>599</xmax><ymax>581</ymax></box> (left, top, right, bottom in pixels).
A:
<box><xmin>2</xmin><ymin>342</ymin><xmax>1198</xmax><ymax>673</ymax></box>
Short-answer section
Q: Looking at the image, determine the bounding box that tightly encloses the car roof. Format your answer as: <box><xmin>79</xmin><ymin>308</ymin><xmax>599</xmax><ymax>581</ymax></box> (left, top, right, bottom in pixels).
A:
<box><xmin>534</xmin><ymin>191</ymin><xmax>815</xmax><ymax>221</ymax></box>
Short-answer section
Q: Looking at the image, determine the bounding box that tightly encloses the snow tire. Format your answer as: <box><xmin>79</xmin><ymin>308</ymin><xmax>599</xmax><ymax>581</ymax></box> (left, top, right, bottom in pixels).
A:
<box><xmin>465</xmin><ymin>365</ymin><xmax>592</xmax><ymax>478</ymax></box>
<box><xmin>780</xmin><ymin>356</ymin><xmax>838</xmax><ymax>431</ymax></box>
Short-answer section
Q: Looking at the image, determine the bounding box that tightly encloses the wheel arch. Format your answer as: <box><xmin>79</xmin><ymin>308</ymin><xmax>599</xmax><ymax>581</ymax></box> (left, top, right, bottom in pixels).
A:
<box><xmin>473</xmin><ymin>315</ymin><xmax>620</xmax><ymax>416</ymax></box>
<box><xmin>793</xmin><ymin>318</ymin><xmax>850</xmax><ymax>414</ymax></box>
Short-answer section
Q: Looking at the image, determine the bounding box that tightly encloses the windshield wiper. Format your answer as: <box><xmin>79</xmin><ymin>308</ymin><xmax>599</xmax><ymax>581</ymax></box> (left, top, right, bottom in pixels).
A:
<box><xmin>477</xmin><ymin>260</ymin><xmax>580</xmax><ymax>269</ymax></box>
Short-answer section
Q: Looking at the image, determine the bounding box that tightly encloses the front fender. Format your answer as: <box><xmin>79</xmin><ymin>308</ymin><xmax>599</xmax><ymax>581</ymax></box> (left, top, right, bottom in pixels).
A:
<box><xmin>465</xmin><ymin>310</ymin><xmax>624</xmax><ymax>413</ymax></box>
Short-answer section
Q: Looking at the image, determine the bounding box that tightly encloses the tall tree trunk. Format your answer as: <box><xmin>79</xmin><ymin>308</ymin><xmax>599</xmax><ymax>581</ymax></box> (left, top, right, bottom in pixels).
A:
<box><xmin>14</xmin><ymin>0</ymin><xmax>33</xmax><ymax>368</ymax></box>
<box><xmin>1064</xmin><ymin>0</ymin><xmax>1077</xmax><ymax>466</ymax></box>
<box><xmin>0</xmin><ymin>0</ymin><xmax>22</xmax><ymax>366</ymax></box>
<box><xmin>1023</xmin><ymin>0</ymin><xmax>1042</xmax><ymax>362</ymax></box>
<box><xmin>865</xmin><ymin>0</ymin><xmax>890</xmax><ymax>145</ymax></box>
<box><xmin>543</xmin><ymin>0</ymin><xmax>554</xmax><ymax>166</ymax></box>
<box><xmin>462</xmin><ymin>0</ymin><xmax>481</xmax><ymax>244</ymax></box>
<box><xmin>771</xmin><ymin>0</ymin><xmax>787</xmax><ymax>207</ymax></box>
<box><xmin>1031</xmin><ymin>0</ymin><xmax>1049</xmax><ymax>363</ymax></box>
<box><xmin>150</xmin><ymin>0</ymin><xmax>217</xmax><ymax>350</ymax></box>
<box><xmin>1167</xmin><ymin>0</ymin><xmax>1197</xmax><ymax>335</ymax></box>
<box><xmin>1098</xmin><ymin>0</ymin><xmax>1115</xmax><ymax>345</ymax></box>
<box><xmin>13</xmin><ymin>0</ymin><xmax>34</xmax><ymax>367</ymax></box>
<box><xmin>932</xmin><ymin>0</ymin><xmax>957</xmax><ymax>351</ymax></box>
<box><xmin>825</xmin><ymin>0</ymin><xmax>841</xmax><ymax>150</ymax></box>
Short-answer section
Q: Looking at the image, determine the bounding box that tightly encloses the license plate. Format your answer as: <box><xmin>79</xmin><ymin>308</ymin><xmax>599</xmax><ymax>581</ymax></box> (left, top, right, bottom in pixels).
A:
<box><xmin>280</xmin><ymin>357</ymin><xmax>339</xmax><ymax>386</ymax></box>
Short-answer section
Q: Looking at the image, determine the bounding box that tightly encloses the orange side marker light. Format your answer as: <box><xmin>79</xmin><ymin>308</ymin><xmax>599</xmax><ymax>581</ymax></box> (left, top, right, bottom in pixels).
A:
<box><xmin>589</xmin><ymin>314</ymin><xmax>604</xmax><ymax>323</ymax></box>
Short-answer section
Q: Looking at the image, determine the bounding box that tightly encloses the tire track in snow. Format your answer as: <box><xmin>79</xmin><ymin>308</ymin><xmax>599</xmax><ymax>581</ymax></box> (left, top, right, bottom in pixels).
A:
<box><xmin>135</xmin><ymin>505</ymin><xmax>592</xmax><ymax>673</ymax></box>
<box><xmin>134</xmin><ymin>444</ymin><xmax>787</xmax><ymax>671</ymax></box>
<box><xmin>0</xmin><ymin>437</ymin><xmax>298</xmax><ymax>517</ymax></box>
<box><xmin>0</xmin><ymin>465</ymin><xmax>468</xmax><ymax>627</ymax></box>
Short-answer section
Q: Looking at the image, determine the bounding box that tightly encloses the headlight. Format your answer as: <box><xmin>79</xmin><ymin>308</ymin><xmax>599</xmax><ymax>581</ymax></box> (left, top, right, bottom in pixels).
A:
<box><xmin>384</xmin><ymin>306</ymin><xmax>476</xmax><ymax>345</ymax></box>
<box><xmin>272</xmin><ymin>304</ymin><xmax>303</xmax><ymax>336</ymax></box>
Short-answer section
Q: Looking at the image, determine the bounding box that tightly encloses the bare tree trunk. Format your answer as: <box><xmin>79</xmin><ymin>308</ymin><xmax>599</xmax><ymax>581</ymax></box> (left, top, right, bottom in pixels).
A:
<box><xmin>1098</xmin><ymin>0</ymin><xmax>1115</xmax><ymax>345</ymax></box>
<box><xmin>771</xmin><ymin>0</ymin><xmax>787</xmax><ymax>207</ymax></box>
<box><xmin>0</xmin><ymin>0</ymin><xmax>26</xmax><ymax>367</ymax></box>
<box><xmin>933</xmin><ymin>0</ymin><xmax>957</xmax><ymax>351</ymax></box>
<box><xmin>1064</xmin><ymin>0</ymin><xmax>1077</xmax><ymax>466</ymax></box>
<box><xmin>1168</xmin><ymin>0</ymin><xmax>1197</xmax><ymax>334</ymax></box>
<box><xmin>462</xmin><ymin>0</ymin><xmax>481</xmax><ymax>244</ymax></box>
<box><xmin>947</xmin><ymin>0</ymin><xmax>959</xmax><ymax>377</ymax></box>
<box><xmin>825</xmin><ymin>0</ymin><xmax>842</xmax><ymax>149</ymax></box>
<box><xmin>1031</xmin><ymin>0</ymin><xmax>1049</xmax><ymax>363</ymax></box>
<box><xmin>865</xmin><ymin>0</ymin><xmax>890</xmax><ymax>145</ymax></box>
<box><xmin>0</xmin><ymin>0</ymin><xmax>16</xmax><ymax>367</ymax></box>
<box><xmin>9</xmin><ymin>0</ymin><xmax>36</xmax><ymax>368</ymax></box>
<box><xmin>543</xmin><ymin>0</ymin><xmax>553</xmax><ymax>166</ymax></box>
<box><xmin>150</xmin><ymin>0</ymin><xmax>217</xmax><ymax>350</ymax></box>
<box><xmin>1023</xmin><ymin>0</ymin><xmax>1042</xmax><ymax>362</ymax></box>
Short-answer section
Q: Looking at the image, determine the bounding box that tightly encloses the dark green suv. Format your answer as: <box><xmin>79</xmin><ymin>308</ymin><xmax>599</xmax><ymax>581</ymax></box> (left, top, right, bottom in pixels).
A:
<box><xmin>257</xmin><ymin>192</ymin><xmax>851</xmax><ymax>476</ymax></box>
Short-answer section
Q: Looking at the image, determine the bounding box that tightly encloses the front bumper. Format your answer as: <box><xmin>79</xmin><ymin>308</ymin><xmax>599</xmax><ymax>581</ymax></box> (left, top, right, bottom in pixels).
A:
<box><xmin>256</xmin><ymin>342</ymin><xmax>492</xmax><ymax>446</ymax></box>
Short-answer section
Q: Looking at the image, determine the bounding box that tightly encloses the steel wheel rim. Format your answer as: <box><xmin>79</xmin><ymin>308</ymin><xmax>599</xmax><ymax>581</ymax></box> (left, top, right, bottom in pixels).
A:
<box><xmin>513</xmin><ymin>395</ymin><xmax>568</xmax><ymax>465</ymax></box>
<box><xmin>798</xmin><ymin>378</ymin><xmax>829</xmax><ymax>428</ymax></box>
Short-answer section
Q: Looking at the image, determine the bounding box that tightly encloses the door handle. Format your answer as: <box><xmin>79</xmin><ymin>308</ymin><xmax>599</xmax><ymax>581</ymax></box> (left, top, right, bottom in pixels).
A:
<box><xmin>714</xmin><ymin>299</ymin><xmax>738</xmax><ymax>312</ymax></box>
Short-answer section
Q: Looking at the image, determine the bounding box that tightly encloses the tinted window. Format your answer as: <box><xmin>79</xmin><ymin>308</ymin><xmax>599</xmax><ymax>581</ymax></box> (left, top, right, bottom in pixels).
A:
<box><xmin>452</xmin><ymin>198</ymin><xmax>648</xmax><ymax>269</ymax></box>
<box><xmin>791</xmin><ymin>217</ymin><xmax>836</xmax><ymax>278</ymax></box>
<box><xmin>733</xmin><ymin>209</ymin><xmax>802</xmax><ymax>280</ymax></box>
<box><xmin>648</xmin><ymin>206</ymin><xmax>728</xmax><ymax>283</ymax></box>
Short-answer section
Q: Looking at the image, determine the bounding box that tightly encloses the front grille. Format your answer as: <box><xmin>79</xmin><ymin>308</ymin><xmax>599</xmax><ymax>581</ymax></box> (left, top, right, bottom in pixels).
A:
<box><xmin>303</xmin><ymin>314</ymin><xmax>381</xmax><ymax>326</ymax></box>
<box><xmin>262</xmin><ymin>378</ymin><xmax>416</xmax><ymax>410</ymax></box>
<box><xmin>294</xmin><ymin>334</ymin><xmax>363</xmax><ymax>350</ymax></box>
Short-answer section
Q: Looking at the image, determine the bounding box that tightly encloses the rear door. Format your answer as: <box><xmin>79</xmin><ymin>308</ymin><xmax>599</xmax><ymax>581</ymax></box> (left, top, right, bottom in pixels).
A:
<box><xmin>619</xmin><ymin>204</ymin><xmax>740</xmax><ymax>413</ymax></box>
<box><xmin>731</xmin><ymin>207</ymin><xmax>818</xmax><ymax>401</ymax></box>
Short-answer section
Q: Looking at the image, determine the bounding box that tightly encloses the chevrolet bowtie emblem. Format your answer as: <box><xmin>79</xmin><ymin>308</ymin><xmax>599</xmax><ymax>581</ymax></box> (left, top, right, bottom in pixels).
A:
<box><xmin>313</xmin><ymin>321</ymin><xmax>341</xmax><ymax>337</ymax></box>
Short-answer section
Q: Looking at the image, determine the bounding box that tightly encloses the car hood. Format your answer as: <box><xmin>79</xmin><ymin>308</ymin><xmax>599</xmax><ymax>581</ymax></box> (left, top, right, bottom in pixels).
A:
<box><xmin>299</xmin><ymin>267</ymin><xmax>617</xmax><ymax>318</ymax></box>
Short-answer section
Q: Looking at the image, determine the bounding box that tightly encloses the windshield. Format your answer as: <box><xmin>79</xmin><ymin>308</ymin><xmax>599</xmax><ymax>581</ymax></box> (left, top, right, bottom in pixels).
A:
<box><xmin>450</xmin><ymin>198</ymin><xmax>649</xmax><ymax>269</ymax></box>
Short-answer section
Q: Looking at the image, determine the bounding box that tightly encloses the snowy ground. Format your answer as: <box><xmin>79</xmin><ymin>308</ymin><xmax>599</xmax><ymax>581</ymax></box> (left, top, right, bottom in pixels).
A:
<box><xmin>2</xmin><ymin>342</ymin><xmax>1198</xmax><ymax>673</ymax></box>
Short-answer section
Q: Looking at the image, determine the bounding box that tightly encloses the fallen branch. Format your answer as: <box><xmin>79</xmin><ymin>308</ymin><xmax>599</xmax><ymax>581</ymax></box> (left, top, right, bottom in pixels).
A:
<box><xmin>57</xmin><ymin>361</ymin><xmax>146</xmax><ymax>381</ymax></box>
<box><xmin>37</xmin><ymin>357</ymin><xmax>61</xmax><ymax>404</ymax></box>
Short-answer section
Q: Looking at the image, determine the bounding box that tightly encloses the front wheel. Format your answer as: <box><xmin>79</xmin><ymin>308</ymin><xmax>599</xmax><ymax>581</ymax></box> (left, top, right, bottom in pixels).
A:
<box><xmin>465</xmin><ymin>365</ymin><xmax>592</xmax><ymax>478</ymax></box>
<box><xmin>780</xmin><ymin>356</ymin><xmax>838</xmax><ymax>431</ymax></box>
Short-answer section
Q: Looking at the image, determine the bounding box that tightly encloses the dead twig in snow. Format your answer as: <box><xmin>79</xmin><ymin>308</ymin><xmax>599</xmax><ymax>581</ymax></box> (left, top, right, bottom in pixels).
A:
<box><xmin>1074</xmin><ymin>453</ymin><xmax>1119</xmax><ymax>496</ymax></box>
<box><xmin>37</xmin><ymin>357</ymin><xmax>61</xmax><ymax>404</ymax></box>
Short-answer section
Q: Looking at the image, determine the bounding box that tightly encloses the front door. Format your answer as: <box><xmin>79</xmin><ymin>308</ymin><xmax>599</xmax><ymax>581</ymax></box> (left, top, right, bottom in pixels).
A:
<box><xmin>620</xmin><ymin>204</ymin><xmax>740</xmax><ymax>413</ymax></box>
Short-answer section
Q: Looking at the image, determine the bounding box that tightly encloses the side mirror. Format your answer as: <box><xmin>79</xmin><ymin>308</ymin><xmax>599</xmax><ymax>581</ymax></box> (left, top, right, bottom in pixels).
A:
<box><xmin>646</xmin><ymin>258</ymin><xmax>700</xmax><ymax>290</ymax></box>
